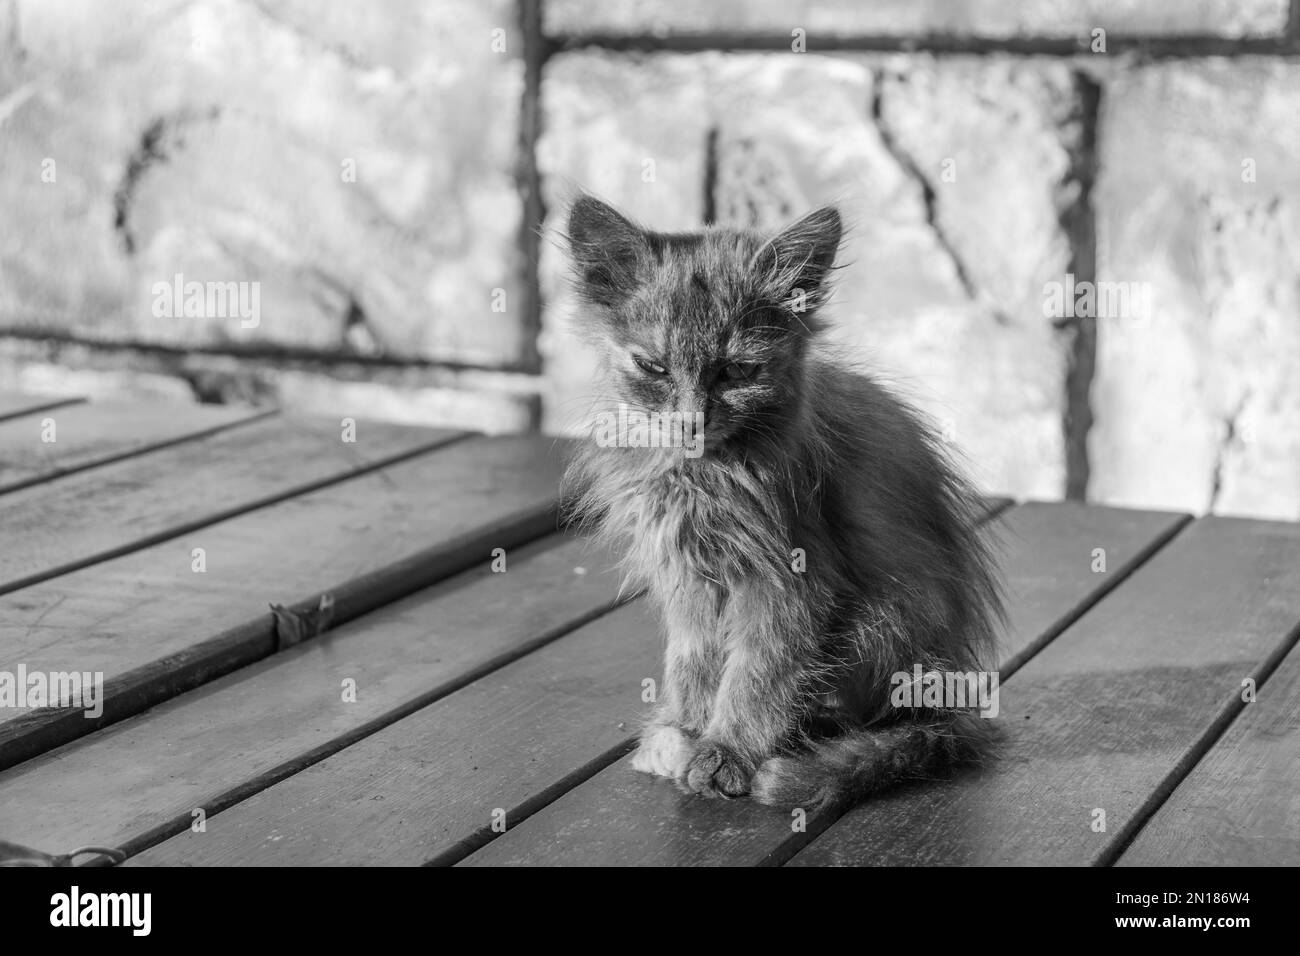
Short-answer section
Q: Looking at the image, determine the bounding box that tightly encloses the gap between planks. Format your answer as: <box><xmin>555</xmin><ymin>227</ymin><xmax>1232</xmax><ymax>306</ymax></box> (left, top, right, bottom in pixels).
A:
<box><xmin>0</xmin><ymin>393</ymin><xmax>86</xmax><ymax>424</ymax></box>
<box><xmin>0</xmin><ymin>417</ymin><xmax>468</xmax><ymax>599</ymax></box>
<box><xmin>0</xmin><ymin>402</ymin><xmax>277</xmax><ymax>496</ymax></box>
<box><xmin>1102</xmin><ymin>613</ymin><xmax>1300</xmax><ymax>867</ymax></box>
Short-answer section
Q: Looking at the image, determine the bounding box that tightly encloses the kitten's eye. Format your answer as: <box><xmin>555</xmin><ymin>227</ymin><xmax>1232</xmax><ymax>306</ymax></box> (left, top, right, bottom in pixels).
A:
<box><xmin>721</xmin><ymin>362</ymin><xmax>761</xmax><ymax>383</ymax></box>
<box><xmin>632</xmin><ymin>354</ymin><xmax>669</xmax><ymax>376</ymax></box>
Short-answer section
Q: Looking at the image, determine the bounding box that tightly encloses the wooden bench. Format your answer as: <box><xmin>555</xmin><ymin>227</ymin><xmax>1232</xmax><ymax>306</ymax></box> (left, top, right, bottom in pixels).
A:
<box><xmin>0</xmin><ymin>393</ymin><xmax>1295</xmax><ymax>867</ymax></box>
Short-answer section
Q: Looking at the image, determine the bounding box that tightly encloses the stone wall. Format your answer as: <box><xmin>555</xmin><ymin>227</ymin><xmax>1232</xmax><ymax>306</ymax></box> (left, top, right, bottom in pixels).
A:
<box><xmin>0</xmin><ymin>0</ymin><xmax>536</xmax><ymax>428</ymax></box>
<box><xmin>2</xmin><ymin>1</ymin><xmax>1298</xmax><ymax>517</ymax></box>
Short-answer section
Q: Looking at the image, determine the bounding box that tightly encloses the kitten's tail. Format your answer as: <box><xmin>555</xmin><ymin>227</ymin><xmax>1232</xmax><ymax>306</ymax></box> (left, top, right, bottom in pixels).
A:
<box><xmin>750</xmin><ymin>712</ymin><xmax>996</xmax><ymax>811</ymax></box>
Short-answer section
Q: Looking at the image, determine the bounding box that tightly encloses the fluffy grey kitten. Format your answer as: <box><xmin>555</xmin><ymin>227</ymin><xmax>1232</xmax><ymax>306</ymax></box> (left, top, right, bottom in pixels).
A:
<box><xmin>563</xmin><ymin>196</ymin><xmax>1003</xmax><ymax>810</ymax></box>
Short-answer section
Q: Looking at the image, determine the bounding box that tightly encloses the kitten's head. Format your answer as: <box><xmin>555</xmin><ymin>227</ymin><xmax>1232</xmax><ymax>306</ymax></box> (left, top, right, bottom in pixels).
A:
<box><xmin>566</xmin><ymin>196</ymin><xmax>842</xmax><ymax>455</ymax></box>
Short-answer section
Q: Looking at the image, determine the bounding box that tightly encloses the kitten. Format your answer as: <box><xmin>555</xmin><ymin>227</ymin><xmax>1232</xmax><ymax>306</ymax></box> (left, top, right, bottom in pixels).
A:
<box><xmin>562</xmin><ymin>195</ymin><xmax>1004</xmax><ymax>810</ymax></box>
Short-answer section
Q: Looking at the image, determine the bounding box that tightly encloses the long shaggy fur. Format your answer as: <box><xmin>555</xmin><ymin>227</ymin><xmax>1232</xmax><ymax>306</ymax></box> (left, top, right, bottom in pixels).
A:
<box><xmin>562</xmin><ymin>195</ymin><xmax>1005</xmax><ymax>810</ymax></box>
<box><xmin>751</xmin><ymin>711</ymin><xmax>999</xmax><ymax>811</ymax></box>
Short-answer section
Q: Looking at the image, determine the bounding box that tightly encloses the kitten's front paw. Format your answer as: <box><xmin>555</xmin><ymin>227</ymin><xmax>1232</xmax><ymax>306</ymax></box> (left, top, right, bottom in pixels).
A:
<box><xmin>682</xmin><ymin>741</ymin><xmax>753</xmax><ymax>798</ymax></box>
<box><xmin>630</xmin><ymin>724</ymin><xmax>694</xmax><ymax>780</ymax></box>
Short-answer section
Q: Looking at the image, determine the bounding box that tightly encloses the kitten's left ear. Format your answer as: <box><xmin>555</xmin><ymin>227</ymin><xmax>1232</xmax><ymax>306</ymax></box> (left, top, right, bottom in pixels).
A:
<box><xmin>754</xmin><ymin>205</ymin><xmax>843</xmax><ymax>308</ymax></box>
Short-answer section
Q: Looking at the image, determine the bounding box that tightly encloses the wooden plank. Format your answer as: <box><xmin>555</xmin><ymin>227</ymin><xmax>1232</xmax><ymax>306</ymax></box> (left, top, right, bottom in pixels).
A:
<box><xmin>0</xmin><ymin>401</ymin><xmax>272</xmax><ymax>494</ymax></box>
<box><xmin>0</xmin><ymin>534</ymin><xmax>626</xmax><ymax>859</ymax></box>
<box><xmin>1115</xmin><ymin>639</ymin><xmax>1300</xmax><ymax>867</ymax></box>
<box><xmin>0</xmin><ymin>413</ymin><xmax>457</xmax><ymax>597</ymax></box>
<box><xmin>124</xmin><ymin>595</ymin><xmax>657</xmax><ymax>867</ymax></box>
<box><xmin>456</xmin><ymin>502</ymin><xmax>1188</xmax><ymax>867</ymax></box>
<box><xmin>0</xmin><ymin>434</ymin><xmax>568</xmax><ymax>770</ymax></box>
<box><xmin>997</xmin><ymin>501</ymin><xmax>1188</xmax><ymax>675</ymax></box>
<box><xmin>787</xmin><ymin>515</ymin><xmax>1300</xmax><ymax>866</ymax></box>
<box><xmin>125</xmin><ymin>502</ymin><xmax>1178</xmax><ymax>867</ymax></box>
<box><xmin>0</xmin><ymin>392</ymin><xmax>83</xmax><ymax>423</ymax></box>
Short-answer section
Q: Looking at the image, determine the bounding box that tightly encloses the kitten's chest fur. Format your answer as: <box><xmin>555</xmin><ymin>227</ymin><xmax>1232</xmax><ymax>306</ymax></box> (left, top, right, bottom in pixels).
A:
<box><xmin>616</xmin><ymin>460</ymin><xmax>791</xmax><ymax>598</ymax></box>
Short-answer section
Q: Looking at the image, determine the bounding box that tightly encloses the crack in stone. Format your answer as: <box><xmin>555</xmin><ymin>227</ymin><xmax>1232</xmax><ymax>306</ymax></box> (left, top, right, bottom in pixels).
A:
<box><xmin>869</xmin><ymin>69</ymin><xmax>1009</xmax><ymax>327</ymax></box>
<box><xmin>112</xmin><ymin>117</ymin><xmax>171</xmax><ymax>255</ymax></box>
<box><xmin>1208</xmin><ymin>390</ymin><xmax>1251</xmax><ymax>513</ymax></box>
<box><xmin>302</xmin><ymin>268</ymin><xmax>387</xmax><ymax>358</ymax></box>
<box><xmin>342</xmin><ymin>294</ymin><xmax>384</xmax><ymax>357</ymax></box>
<box><xmin>112</xmin><ymin>108</ymin><xmax>220</xmax><ymax>256</ymax></box>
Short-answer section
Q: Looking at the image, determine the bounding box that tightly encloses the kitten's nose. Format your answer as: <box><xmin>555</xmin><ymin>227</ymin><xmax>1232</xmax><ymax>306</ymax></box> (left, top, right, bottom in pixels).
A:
<box><xmin>685</xmin><ymin>387</ymin><xmax>710</xmax><ymax>419</ymax></box>
<box><xmin>678</xmin><ymin>398</ymin><xmax>709</xmax><ymax>443</ymax></box>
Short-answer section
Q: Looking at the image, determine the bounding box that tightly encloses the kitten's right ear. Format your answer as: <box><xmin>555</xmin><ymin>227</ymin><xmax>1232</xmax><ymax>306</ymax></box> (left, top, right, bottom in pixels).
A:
<box><xmin>567</xmin><ymin>196</ymin><xmax>651</xmax><ymax>307</ymax></box>
<box><xmin>753</xmin><ymin>205</ymin><xmax>843</xmax><ymax>312</ymax></box>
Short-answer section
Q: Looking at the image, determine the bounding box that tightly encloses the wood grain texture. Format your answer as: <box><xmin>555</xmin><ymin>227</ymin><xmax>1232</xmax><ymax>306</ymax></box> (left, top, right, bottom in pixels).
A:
<box><xmin>0</xmin><ymin>434</ymin><xmax>566</xmax><ymax>770</ymax></box>
<box><xmin>457</xmin><ymin>502</ymin><xmax>1188</xmax><ymax>867</ymax></box>
<box><xmin>0</xmin><ymin>534</ymin><xmax>627</xmax><ymax>859</ymax></box>
<box><xmin>0</xmin><ymin>393</ymin><xmax>83</xmax><ymax>423</ymax></box>
<box><xmin>124</xmin><ymin>598</ymin><xmax>661</xmax><ymax>866</ymax></box>
<box><xmin>788</xmin><ymin>515</ymin><xmax>1300</xmax><ymax>866</ymax></box>
<box><xmin>1115</xmin><ymin>639</ymin><xmax>1300</xmax><ymax>867</ymax></box>
<box><xmin>0</xmin><ymin>401</ymin><xmax>272</xmax><ymax>494</ymax></box>
<box><xmin>0</xmin><ymin>413</ymin><xmax>457</xmax><ymax>597</ymax></box>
